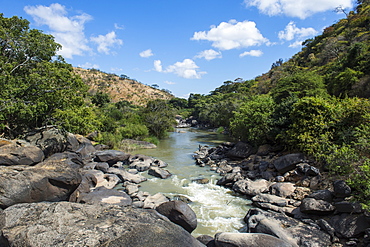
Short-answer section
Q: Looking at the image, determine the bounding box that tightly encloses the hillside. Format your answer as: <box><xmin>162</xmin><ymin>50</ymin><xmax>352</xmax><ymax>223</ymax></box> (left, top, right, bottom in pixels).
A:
<box><xmin>74</xmin><ymin>67</ymin><xmax>174</xmax><ymax>106</ymax></box>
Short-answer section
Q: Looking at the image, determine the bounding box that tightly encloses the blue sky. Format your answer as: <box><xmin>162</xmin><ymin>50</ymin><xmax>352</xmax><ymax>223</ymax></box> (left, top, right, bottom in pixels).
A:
<box><xmin>1</xmin><ymin>0</ymin><xmax>355</xmax><ymax>97</ymax></box>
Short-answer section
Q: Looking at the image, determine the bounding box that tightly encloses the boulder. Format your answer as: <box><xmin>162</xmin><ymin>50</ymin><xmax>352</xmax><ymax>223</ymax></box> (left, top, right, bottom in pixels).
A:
<box><xmin>307</xmin><ymin>190</ymin><xmax>333</xmax><ymax>202</ymax></box>
<box><xmin>24</xmin><ymin>127</ymin><xmax>68</xmax><ymax>157</ymax></box>
<box><xmin>216</xmin><ymin>173</ymin><xmax>240</xmax><ymax>186</ymax></box>
<box><xmin>269</xmin><ymin>183</ymin><xmax>296</xmax><ymax>198</ymax></box>
<box><xmin>300</xmin><ymin>198</ymin><xmax>335</xmax><ymax>215</ymax></box>
<box><xmin>94</xmin><ymin>150</ymin><xmax>130</xmax><ymax>165</ymax></box>
<box><xmin>232</xmin><ymin>179</ymin><xmax>270</xmax><ymax>196</ymax></box>
<box><xmin>129</xmin><ymin>154</ymin><xmax>153</xmax><ymax>166</ymax></box>
<box><xmin>245</xmin><ymin>208</ymin><xmax>331</xmax><ymax>247</ymax></box>
<box><xmin>129</xmin><ymin>161</ymin><xmax>151</xmax><ymax>172</ymax></box>
<box><xmin>75</xmin><ymin>186</ymin><xmax>132</xmax><ymax>206</ymax></box>
<box><xmin>333</xmin><ymin>201</ymin><xmax>362</xmax><ymax>213</ymax></box>
<box><xmin>82</xmin><ymin>170</ymin><xmax>120</xmax><ymax>189</ymax></box>
<box><xmin>192</xmin><ymin>178</ymin><xmax>209</xmax><ymax>184</ymax></box>
<box><xmin>196</xmin><ymin>235</ymin><xmax>214</xmax><ymax>246</ymax></box>
<box><xmin>148</xmin><ymin>167</ymin><xmax>172</xmax><ymax>179</ymax></box>
<box><xmin>107</xmin><ymin>167</ymin><xmax>147</xmax><ymax>184</ymax></box>
<box><xmin>333</xmin><ymin>180</ymin><xmax>351</xmax><ymax>198</ymax></box>
<box><xmin>226</xmin><ymin>141</ymin><xmax>254</xmax><ymax>159</ymax></box>
<box><xmin>328</xmin><ymin>213</ymin><xmax>370</xmax><ymax>238</ymax></box>
<box><xmin>74</xmin><ymin>134</ymin><xmax>96</xmax><ymax>158</ymax></box>
<box><xmin>0</xmin><ymin>152</ymin><xmax>82</xmax><ymax>208</ymax></box>
<box><xmin>156</xmin><ymin>200</ymin><xmax>197</xmax><ymax>233</ymax></box>
<box><xmin>214</xmin><ymin>232</ymin><xmax>292</xmax><ymax>247</ymax></box>
<box><xmin>143</xmin><ymin>193</ymin><xmax>169</xmax><ymax>209</ymax></box>
<box><xmin>252</xmin><ymin>194</ymin><xmax>289</xmax><ymax>207</ymax></box>
<box><xmin>152</xmin><ymin>159</ymin><xmax>168</xmax><ymax>168</ymax></box>
<box><xmin>95</xmin><ymin>162</ymin><xmax>110</xmax><ymax>173</ymax></box>
<box><xmin>0</xmin><ymin>143</ymin><xmax>44</xmax><ymax>166</ymax></box>
<box><xmin>273</xmin><ymin>153</ymin><xmax>305</xmax><ymax>174</ymax></box>
<box><xmin>0</xmin><ymin>202</ymin><xmax>205</xmax><ymax>247</ymax></box>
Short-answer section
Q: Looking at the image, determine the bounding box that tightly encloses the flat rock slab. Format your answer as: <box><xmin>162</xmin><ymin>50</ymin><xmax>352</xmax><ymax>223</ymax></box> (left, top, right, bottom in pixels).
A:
<box><xmin>214</xmin><ymin>232</ymin><xmax>292</xmax><ymax>247</ymax></box>
<box><xmin>0</xmin><ymin>152</ymin><xmax>82</xmax><ymax>208</ymax></box>
<box><xmin>0</xmin><ymin>144</ymin><xmax>44</xmax><ymax>166</ymax></box>
<box><xmin>0</xmin><ymin>202</ymin><xmax>205</xmax><ymax>247</ymax></box>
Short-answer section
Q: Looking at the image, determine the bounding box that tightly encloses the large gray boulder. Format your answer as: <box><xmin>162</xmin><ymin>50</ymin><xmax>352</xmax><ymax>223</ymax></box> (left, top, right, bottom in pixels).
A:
<box><xmin>0</xmin><ymin>143</ymin><xmax>44</xmax><ymax>166</ymax></box>
<box><xmin>107</xmin><ymin>167</ymin><xmax>147</xmax><ymax>184</ymax></box>
<box><xmin>74</xmin><ymin>186</ymin><xmax>132</xmax><ymax>206</ymax></box>
<box><xmin>0</xmin><ymin>202</ymin><xmax>205</xmax><ymax>247</ymax></box>
<box><xmin>148</xmin><ymin>166</ymin><xmax>172</xmax><ymax>179</ymax></box>
<box><xmin>226</xmin><ymin>141</ymin><xmax>254</xmax><ymax>159</ymax></box>
<box><xmin>300</xmin><ymin>198</ymin><xmax>335</xmax><ymax>215</ymax></box>
<box><xmin>0</xmin><ymin>152</ymin><xmax>82</xmax><ymax>208</ymax></box>
<box><xmin>245</xmin><ymin>208</ymin><xmax>332</xmax><ymax>247</ymax></box>
<box><xmin>156</xmin><ymin>201</ymin><xmax>197</xmax><ymax>233</ymax></box>
<box><xmin>232</xmin><ymin>179</ymin><xmax>270</xmax><ymax>196</ymax></box>
<box><xmin>94</xmin><ymin>150</ymin><xmax>130</xmax><ymax>165</ymax></box>
<box><xmin>214</xmin><ymin>232</ymin><xmax>293</xmax><ymax>247</ymax></box>
<box><xmin>24</xmin><ymin>127</ymin><xmax>69</xmax><ymax>157</ymax></box>
<box><xmin>328</xmin><ymin>213</ymin><xmax>370</xmax><ymax>238</ymax></box>
<box><xmin>273</xmin><ymin>153</ymin><xmax>305</xmax><ymax>174</ymax></box>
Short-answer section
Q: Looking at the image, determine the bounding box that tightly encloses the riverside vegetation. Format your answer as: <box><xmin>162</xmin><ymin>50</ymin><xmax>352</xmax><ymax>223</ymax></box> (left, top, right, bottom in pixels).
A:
<box><xmin>0</xmin><ymin>0</ymin><xmax>370</xmax><ymax>246</ymax></box>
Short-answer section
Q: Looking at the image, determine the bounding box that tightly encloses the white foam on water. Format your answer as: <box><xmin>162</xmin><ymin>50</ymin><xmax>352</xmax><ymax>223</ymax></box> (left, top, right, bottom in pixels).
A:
<box><xmin>182</xmin><ymin>179</ymin><xmax>251</xmax><ymax>237</ymax></box>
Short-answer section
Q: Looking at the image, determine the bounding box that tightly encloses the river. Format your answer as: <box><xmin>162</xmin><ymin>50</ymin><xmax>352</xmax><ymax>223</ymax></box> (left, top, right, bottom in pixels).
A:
<box><xmin>134</xmin><ymin>128</ymin><xmax>251</xmax><ymax>237</ymax></box>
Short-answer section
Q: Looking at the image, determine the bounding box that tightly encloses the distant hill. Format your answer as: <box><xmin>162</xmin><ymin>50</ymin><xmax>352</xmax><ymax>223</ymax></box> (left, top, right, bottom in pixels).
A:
<box><xmin>74</xmin><ymin>67</ymin><xmax>174</xmax><ymax>106</ymax></box>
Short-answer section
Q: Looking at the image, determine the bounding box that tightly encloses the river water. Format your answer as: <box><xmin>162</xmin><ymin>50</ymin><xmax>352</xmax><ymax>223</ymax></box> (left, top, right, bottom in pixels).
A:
<box><xmin>135</xmin><ymin>128</ymin><xmax>251</xmax><ymax>237</ymax></box>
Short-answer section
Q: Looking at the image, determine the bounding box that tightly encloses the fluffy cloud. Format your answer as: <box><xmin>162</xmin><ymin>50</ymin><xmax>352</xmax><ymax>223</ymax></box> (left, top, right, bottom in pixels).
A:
<box><xmin>278</xmin><ymin>22</ymin><xmax>318</xmax><ymax>47</ymax></box>
<box><xmin>78</xmin><ymin>62</ymin><xmax>99</xmax><ymax>69</ymax></box>
<box><xmin>191</xmin><ymin>19</ymin><xmax>269</xmax><ymax>50</ymax></box>
<box><xmin>140</xmin><ymin>49</ymin><xmax>154</xmax><ymax>58</ymax></box>
<box><xmin>24</xmin><ymin>3</ymin><xmax>92</xmax><ymax>58</ymax></box>
<box><xmin>239</xmin><ymin>50</ymin><xmax>263</xmax><ymax>57</ymax></box>
<box><xmin>244</xmin><ymin>0</ymin><xmax>353</xmax><ymax>19</ymax></box>
<box><xmin>90</xmin><ymin>31</ymin><xmax>123</xmax><ymax>54</ymax></box>
<box><xmin>195</xmin><ymin>49</ymin><xmax>222</xmax><ymax>60</ymax></box>
<box><xmin>154</xmin><ymin>59</ymin><xmax>206</xmax><ymax>79</ymax></box>
<box><xmin>154</xmin><ymin>60</ymin><xmax>163</xmax><ymax>72</ymax></box>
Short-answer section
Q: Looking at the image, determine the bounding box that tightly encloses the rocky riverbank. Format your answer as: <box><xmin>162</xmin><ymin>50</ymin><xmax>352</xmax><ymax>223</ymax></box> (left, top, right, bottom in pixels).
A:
<box><xmin>0</xmin><ymin>126</ymin><xmax>295</xmax><ymax>247</ymax></box>
<box><xmin>193</xmin><ymin>141</ymin><xmax>370</xmax><ymax>246</ymax></box>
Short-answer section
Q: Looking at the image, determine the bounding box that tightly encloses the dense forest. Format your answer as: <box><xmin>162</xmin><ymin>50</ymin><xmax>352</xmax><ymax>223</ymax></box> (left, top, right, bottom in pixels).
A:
<box><xmin>0</xmin><ymin>1</ymin><xmax>369</xmax><ymax>207</ymax></box>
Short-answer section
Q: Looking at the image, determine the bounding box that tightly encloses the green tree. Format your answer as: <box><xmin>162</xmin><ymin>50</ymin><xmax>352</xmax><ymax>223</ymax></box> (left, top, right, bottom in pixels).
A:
<box><xmin>0</xmin><ymin>14</ymin><xmax>87</xmax><ymax>137</ymax></box>
<box><xmin>271</xmin><ymin>71</ymin><xmax>328</xmax><ymax>103</ymax></box>
<box><xmin>141</xmin><ymin>99</ymin><xmax>175</xmax><ymax>139</ymax></box>
<box><xmin>230</xmin><ymin>95</ymin><xmax>275</xmax><ymax>145</ymax></box>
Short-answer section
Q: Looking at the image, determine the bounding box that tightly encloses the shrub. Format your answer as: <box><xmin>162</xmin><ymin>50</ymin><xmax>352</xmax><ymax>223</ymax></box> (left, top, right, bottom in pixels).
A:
<box><xmin>230</xmin><ymin>94</ymin><xmax>275</xmax><ymax>145</ymax></box>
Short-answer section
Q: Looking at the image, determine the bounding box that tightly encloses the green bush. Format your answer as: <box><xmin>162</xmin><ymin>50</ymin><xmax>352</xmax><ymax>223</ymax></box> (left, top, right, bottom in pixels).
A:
<box><xmin>230</xmin><ymin>94</ymin><xmax>275</xmax><ymax>145</ymax></box>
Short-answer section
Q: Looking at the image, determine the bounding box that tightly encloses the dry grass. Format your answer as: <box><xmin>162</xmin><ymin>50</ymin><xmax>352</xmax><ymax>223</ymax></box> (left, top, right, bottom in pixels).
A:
<box><xmin>74</xmin><ymin>67</ymin><xmax>174</xmax><ymax>106</ymax></box>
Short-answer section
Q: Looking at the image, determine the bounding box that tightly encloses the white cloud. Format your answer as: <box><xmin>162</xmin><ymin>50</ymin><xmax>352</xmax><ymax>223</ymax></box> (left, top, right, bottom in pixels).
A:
<box><xmin>278</xmin><ymin>22</ymin><xmax>318</xmax><ymax>40</ymax></box>
<box><xmin>78</xmin><ymin>62</ymin><xmax>99</xmax><ymax>69</ymax></box>
<box><xmin>24</xmin><ymin>3</ymin><xmax>92</xmax><ymax>58</ymax></box>
<box><xmin>154</xmin><ymin>60</ymin><xmax>163</xmax><ymax>72</ymax></box>
<box><xmin>154</xmin><ymin>59</ymin><xmax>206</xmax><ymax>79</ymax></box>
<box><xmin>244</xmin><ymin>0</ymin><xmax>353</xmax><ymax>19</ymax></box>
<box><xmin>239</xmin><ymin>50</ymin><xmax>263</xmax><ymax>57</ymax></box>
<box><xmin>140</xmin><ymin>49</ymin><xmax>154</xmax><ymax>58</ymax></box>
<box><xmin>164</xmin><ymin>81</ymin><xmax>176</xmax><ymax>85</ymax></box>
<box><xmin>90</xmin><ymin>31</ymin><xmax>123</xmax><ymax>54</ymax></box>
<box><xmin>191</xmin><ymin>19</ymin><xmax>269</xmax><ymax>50</ymax></box>
<box><xmin>278</xmin><ymin>22</ymin><xmax>318</xmax><ymax>48</ymax></box>
<box><xmin>114</xmin><ymin>23</ymin><xmax>125</xmax><ymax>30</ymax></box>
<box><xmin>195</xmin><ymin>49</ymin><xmax>222</xmax><ymax>60</ymax></box>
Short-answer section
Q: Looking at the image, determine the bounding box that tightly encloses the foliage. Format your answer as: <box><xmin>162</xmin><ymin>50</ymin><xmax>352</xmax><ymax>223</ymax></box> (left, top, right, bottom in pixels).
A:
<box><xmin>0</xmin><ymin>14</ymin><xmax>87</xmax><ymax>137</ymax></box>
<box><xmin>230</xmin><ymin>94</ymin><xmax>275</xmax><ymax>145</ymax></box>
<box><xmin>141</xmin><ymin>99</ymin><xmax>176</xmax><ymax>139</ymax></box>
<box><xmin>271</xmin><ymin>70</ymin><xmax>328</xmax><ymax>103</ymax></box>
